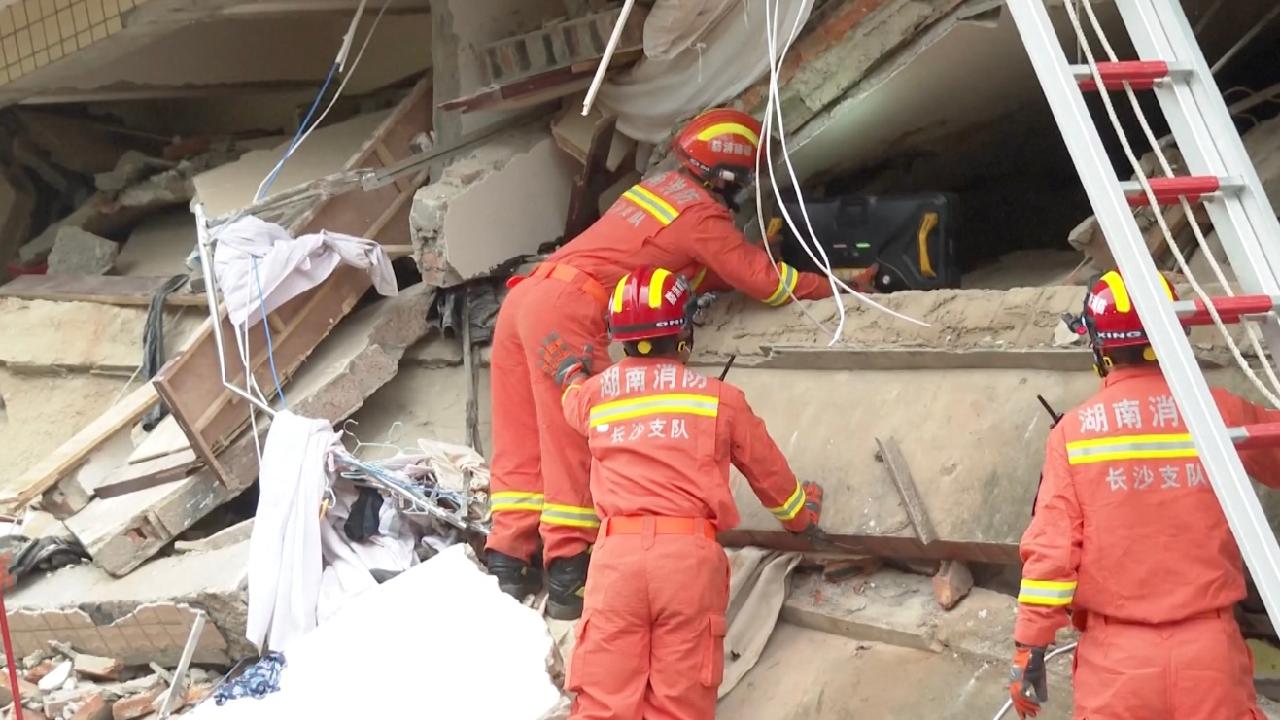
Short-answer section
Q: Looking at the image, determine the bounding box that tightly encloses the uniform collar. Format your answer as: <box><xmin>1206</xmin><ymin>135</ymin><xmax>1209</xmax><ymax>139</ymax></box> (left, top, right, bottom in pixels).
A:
<box><xmin>1102</xmin><ymin>364</ymin><xmax>1163</xmax><ymax>388</ymax></box>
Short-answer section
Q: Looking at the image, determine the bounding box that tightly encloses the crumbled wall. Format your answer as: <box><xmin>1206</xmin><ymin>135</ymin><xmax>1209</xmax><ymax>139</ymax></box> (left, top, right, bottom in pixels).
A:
<box><xmin>411</xmin><ymin>127</ymin><xmax>577</xmax><ymax>287</ymax></box>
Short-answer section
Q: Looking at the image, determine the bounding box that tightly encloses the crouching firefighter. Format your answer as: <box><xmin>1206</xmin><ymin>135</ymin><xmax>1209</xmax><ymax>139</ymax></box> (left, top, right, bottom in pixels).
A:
<box><xmin>1009</xmin><ymin>270</ymin><xmax>1280</xmax><ymax>719</ymax></box>
<box><xmin>540</xmin><ymin>267</ymin><xmax>824</xmax><ymax>720</ymax></box>
<box><xmin>485</xmin><ymin>107</ymin><xmax>848</xmax><ymax>620</ymax></box>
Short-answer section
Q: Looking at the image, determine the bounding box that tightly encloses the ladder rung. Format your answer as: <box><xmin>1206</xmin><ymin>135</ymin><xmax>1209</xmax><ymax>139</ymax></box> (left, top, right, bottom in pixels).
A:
<box><xmin>1229</xmin><ymin>423</ymin><xmax>1280</xmax><ymax>451</ymax></box>
<box><xmin>1174</xmin><ymin>295</ymin><xmax>1280</xmax><ymax>326</ymax></box>
<box><xmin>1072</xmin><ymin>61</ymin><xmax>1191</xmax><ymax>91</ymax></box>
<box><xmin>1121</xmin><ymin>176</ymin><xmax>1242</xmax><ymax>207</ymax></box>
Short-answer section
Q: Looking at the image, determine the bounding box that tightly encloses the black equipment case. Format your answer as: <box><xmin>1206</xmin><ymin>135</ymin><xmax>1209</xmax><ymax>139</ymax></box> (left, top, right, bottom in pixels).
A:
<box><xmin>778</xmin><ymin>192</ymin><xmax>960</xmax><ymax>292</ymax></box>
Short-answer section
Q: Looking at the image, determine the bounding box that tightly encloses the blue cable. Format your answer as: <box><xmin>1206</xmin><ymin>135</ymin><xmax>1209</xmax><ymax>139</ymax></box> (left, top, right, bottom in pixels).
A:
<box><xmin>255</xmin><ymin>60</ymin><xmax>340</xmax><ymax>203</ymax></box>
<box><xmin>252</xmin><ymin>257</ymin><xmax>288</xmax><ymax>407</ymax></box>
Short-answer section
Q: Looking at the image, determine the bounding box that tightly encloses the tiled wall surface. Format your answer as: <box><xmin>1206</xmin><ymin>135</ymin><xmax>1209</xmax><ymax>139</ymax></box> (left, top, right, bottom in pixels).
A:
<box><xmin>0</xmin><ymin>0</ymin><xmax>149</xmax><ymax>84</ymax></box>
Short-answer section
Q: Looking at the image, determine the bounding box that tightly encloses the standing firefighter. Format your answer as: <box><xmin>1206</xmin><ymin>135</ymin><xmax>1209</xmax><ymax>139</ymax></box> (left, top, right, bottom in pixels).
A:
<box><xmin>542</xmin><ymin>267</ymin><xmax>823</xmax><ymax>719</ymax></box>
<box><xmin>1009</xmin><ymin>270</ymin><xmax>1280</xmax><ymax>719</ymax></box>
<box><xmin>486</xmin><ymin>108</ymin><xmax>846</xmax><ymax>619</ymax></box>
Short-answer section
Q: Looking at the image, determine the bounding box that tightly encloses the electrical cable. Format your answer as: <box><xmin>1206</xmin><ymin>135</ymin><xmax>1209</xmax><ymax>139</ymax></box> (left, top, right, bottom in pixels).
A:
<box><xmin>254</xmin><ymin>61</ymin><xmax>340</xmax><ymax>204</ymax></box>
<box><xmin>757</xmin><ymin>0</ymin><xmax>927</xmax><ymax>342</ymax></box>
<box><xmin>989</xmin><ymin>642</ymin><xmax>1079</xmax><ymax>720</ymax></box>
<box><xmin>1069</xmin><ymin>0</ymin><xmax>1280</xmax><ymax>408</ymax></box>
<box><xmin>141</xmin><ymin>273</ymin><xmax>191</xmax><ymax>430</ymax></box>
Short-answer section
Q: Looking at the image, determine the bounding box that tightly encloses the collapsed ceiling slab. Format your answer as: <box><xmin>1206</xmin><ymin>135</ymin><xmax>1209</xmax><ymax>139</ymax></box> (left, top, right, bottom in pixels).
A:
<box><xmin>0</xmin><ymin>0</ymin><xmax>430</xmax><ymax>105</ymax></box>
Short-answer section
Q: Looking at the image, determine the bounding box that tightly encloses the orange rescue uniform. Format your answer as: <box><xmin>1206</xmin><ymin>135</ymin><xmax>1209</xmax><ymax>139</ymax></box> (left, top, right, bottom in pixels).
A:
<box><xmin>560</xmin><ymin>356</ymin><xmax>811</xmax><ymax>720</ymax></box>
<box><xmin>486</xmin><ymin>170</ymin><xmax>830</xmax><ymax>565</ymax></box>
<box><xmin>1018</xmin><ymin>365</ymin><xmax>1280</xmax><ymax>719</ymax></box>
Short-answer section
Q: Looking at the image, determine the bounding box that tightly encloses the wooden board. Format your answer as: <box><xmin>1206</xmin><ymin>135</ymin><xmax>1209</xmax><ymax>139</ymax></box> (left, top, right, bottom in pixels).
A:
<box><xmin>875</xmin><ymin>436</ymin><xmax>938</xmax><ymax>546</ymax></box>
<box><xmin>154</xmin><ymin>75</ymin><xmax>433</xmax><ymax>481</ymax></box>
<box><xmin>95</xmin><ymin>448</ymin><xmax>200</xmax><ymax>499</ymax></box>
<box><xmin>0</xmin><ymin>383</ymin><xmax>158</xmax><ymax>509</ymax></box>
<box><xmin>0</xmin><ymin>274</ymin><xmax>205</xmax><ymax>307</ymax></box>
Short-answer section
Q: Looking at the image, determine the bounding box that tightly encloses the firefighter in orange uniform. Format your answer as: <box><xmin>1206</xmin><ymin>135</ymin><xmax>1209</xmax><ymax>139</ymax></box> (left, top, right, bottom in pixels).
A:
<box><xmin>486</xmin><ymin>108</ymin><xmax>850</xmax><ymax>620</ymax></box>
<box><xmin>539</xmin><ymin>267</ymin><xmax>823</xmax><ymax>720</ymax></box>
<box><xmin>1009</xmin><ymin>270</ymin><xmax>1280</xmax><ymax>719</ymax></box>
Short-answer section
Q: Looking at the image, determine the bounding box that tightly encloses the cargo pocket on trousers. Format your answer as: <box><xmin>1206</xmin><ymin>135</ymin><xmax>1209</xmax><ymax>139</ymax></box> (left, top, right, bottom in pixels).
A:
<box><xmin>566</xmin><ymin>612</ymin><xmax>592</xmax><ymax>693</ymax></box>
<box><xmin>699</xmin><ymin>614</ymin><xmax>728</xmax><ymax>688</ymax></box>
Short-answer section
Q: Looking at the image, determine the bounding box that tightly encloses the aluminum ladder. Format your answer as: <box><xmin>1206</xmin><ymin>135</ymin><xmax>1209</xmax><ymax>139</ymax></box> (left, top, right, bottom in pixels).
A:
<box><xmin>1003</xmin><ymin>0</ymin><xmax>1280</xmax><ymax>626</ymax></box>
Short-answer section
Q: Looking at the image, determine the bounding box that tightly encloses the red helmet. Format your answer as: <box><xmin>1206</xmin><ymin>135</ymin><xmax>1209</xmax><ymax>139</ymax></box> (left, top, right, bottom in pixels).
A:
<box><xmin>673</xmin><ymin>108</ymin><xmax>762</xmax><ymax>187</ymax></box>
<box><xmin>1083</xmin><ymin>270</ymin><xmax>1178</xmax><ymax>350</ymax></box>
<box><xmin>609</xmin><ymin>267</ymin><xmax>694</xmax><ymax>342</ymax></box>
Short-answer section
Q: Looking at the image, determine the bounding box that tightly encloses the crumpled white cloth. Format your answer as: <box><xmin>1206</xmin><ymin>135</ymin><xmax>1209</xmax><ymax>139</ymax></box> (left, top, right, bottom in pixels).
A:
<box><xmin>598</xmin><ymin>0</ymin><xmax>813</xmax><ymax>143</ymax></box>
<box><xmin>316</xmin><ymin>483</ymin><xmax>418</xmax><ymax>625</ymax></box>
<box><xmin>642</xmin><ymin>0</ymin><xmax>738</xmax><ymax>61</ymax></box>
<box><xmin>246</xmin><ymin>411</ymin><xmax>341</xmax><ymax>654</ymax></box>
<box><xmin>213</xmin><ymin>215</ymin><xmax>397</xmax><ymax>329</ymax></box>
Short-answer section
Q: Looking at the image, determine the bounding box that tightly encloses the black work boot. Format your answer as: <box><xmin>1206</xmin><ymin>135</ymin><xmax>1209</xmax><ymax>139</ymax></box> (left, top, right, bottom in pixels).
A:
<box><xmin>546</xmin><ymin>552</ymin><xmax>590</xmax><ymax>620</ymax></box>
<box><xmin>486</xmin><ymin>550</ymin><xmax>542</xmax><ymax>600</ymax></box>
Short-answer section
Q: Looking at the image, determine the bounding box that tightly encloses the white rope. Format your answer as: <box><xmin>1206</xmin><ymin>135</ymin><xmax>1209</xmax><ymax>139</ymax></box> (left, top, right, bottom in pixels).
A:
<box><xmin>1065</xmin><ymin>0</ymin><xmax>1280</xmax><ymax>408</ymax></box>
<box><xmin>1076</xmin><ymin>0</ymin><xmax>1280</xmax><ymax>404</ymax></box>
<box><xmin>758</xmin><ymin>0</ymin><xmax>928</xmax><ymax>342</ymax></box>
<box><xmin>284</xmin><ymin>0</ymin><xmax>395</xmax><ymax>169</ymax></box>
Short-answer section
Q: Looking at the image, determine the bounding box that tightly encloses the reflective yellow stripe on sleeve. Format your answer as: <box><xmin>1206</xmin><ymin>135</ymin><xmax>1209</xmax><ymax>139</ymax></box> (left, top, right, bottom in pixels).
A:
<box><xmin>588</xmin><ymin>393</ymin><xmax>719</xmax><ymax>429</ymax></box>
<box><xmin>1065</xmin><ymin>433</ymin><xmax>1198</xmax><ymax>465</ymax></box>
<box><xmin>561</xmin><ymin>383</ymin><xmax>582</xmax><ymax>404</ymax></box>
<box><xmin>763</xmin><ymin>262</ymin><xmax>799</xmax><ymax>306</ymax></box>
<box><xmin>1018</xmin><ymin>579</ymin><xmax>1077</xmax><ymax>607</ymax></box>
<box><xmin>540</xmin><ymin>503</ymin><xmax>601</xmax><ymax>529</ymax></box>
<box><xmin>623</xmin><ymin>186</ymin><xmax>680</xmax><ymax>226</ymax></box>
<box><xmin>769</xmin><ymin>482</ymin><xmax>806</xmax><ymax>521</ymax></box>
<box><xmin>491</xmin><ymin>492</ymin><xmax>544</xmax><ymax>513</ymax></box>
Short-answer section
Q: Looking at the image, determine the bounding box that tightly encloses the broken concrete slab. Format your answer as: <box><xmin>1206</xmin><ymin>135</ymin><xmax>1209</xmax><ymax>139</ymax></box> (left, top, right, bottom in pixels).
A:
<box><xmin>717</xmin><ymin>622</ymin><xmax>1073</xmax><ymax>720</ymax></box>
<box><xmin>0</xmin><ymin>299</ymin><xmax>202</xmax><ymax>377</ymax></box>
<box><xmin>411</xmin><ymin>127</ymin><xmax>577</xmax><ymax>287</ymax></box>
<box><xmin>7</xmin><ymin>540</ymin><xmax>250</xmax><ymax>664</ymax></box>
<box><xmin>47</xmin><ymin>228</ymin><xmax>119</xmax><ymax>276</ymax></box>
<box><xmin>174</xmin><ymin>519</ymin><xmax>253</xmax><ymax>555</ymax></box>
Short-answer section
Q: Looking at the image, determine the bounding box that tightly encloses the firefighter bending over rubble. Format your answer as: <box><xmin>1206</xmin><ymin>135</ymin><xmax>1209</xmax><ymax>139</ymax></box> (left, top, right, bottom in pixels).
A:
<box><xmin>1009</xmin><ymin>270</ymin><xmax>1280</xmax><ymax>719</ymax></box>
<box><xmin>485</xmin><ymin>108</ymin><xmax>857</xmax><ymax>620</ymax></box>
<box><xmin>539</xmin><ymin>266</ymin><xmax>823</xmax><ymax>719</ymax></box>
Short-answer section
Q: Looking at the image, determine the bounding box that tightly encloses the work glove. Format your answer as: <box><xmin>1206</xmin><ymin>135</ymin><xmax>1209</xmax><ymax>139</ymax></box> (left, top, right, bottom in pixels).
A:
<box><xmin>1008</xmin><ymin>644</ymin><xmax>1048</xmax><ymax>718</ymax></box>
<box><xmin>783</xmin><ymin>481</ymin><xmax>824</xmax><ymax>533</ymax></box>
<box><xmin>537</xmin><ymin>332</ymin><xmax>592</xmax><ymax>387</ymax></box>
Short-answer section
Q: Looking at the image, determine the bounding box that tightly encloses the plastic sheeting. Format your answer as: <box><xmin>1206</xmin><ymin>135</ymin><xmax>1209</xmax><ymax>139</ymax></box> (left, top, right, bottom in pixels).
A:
<box><xmin>189</xmin><ymin>545</ymin><xmax>564</xmax><ymax>720</ymax></box>
<box><xmin>246</xmin><ymin>411</ymin><xmax>340</xmax><ymax>654</ymax></box>
<box><xmin>598</xmin><ymin>0</ymin><xmax>813</xmax><ymax>143</ymax></box>
<box><xmin>213</xmin><ymin>215</ymin><xmax>397</xmax><ymax>329</ymax></box>
<box><xmin>643</xmin><ymin>0</ymin><xmax>738</xmax><ymax>61</ymax></box>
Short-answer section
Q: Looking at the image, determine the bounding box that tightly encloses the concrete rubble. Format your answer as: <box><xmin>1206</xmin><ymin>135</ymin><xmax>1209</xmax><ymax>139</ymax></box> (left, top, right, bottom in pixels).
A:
<box><xmin>0</xmin><ymin>1</ymin><xmax>1274</xmax><ymax>718</ymax></box>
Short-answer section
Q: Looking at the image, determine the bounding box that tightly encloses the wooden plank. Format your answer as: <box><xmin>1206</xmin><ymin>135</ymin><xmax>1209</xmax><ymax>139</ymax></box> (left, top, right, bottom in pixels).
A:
<box><xmin>874</xmin><ymin>436</ymin><xmax>938</xmax><ymax>546</ymax></box>
<box><xmin>154</xmin><ymin>75</ymin><xmax>434</xmax><ymax>481</ymax></box>
<box><xmin>0</xmin><ymin>274</ymin><xmax>205</xmax><ymax>307</ymax></box>
<box><xmin>95</xmin><ymin>449</ymin><xmax>200</xmax><ymax>499</ymax></box>
<box><xmin>1</xmin><ymin>383</ymin><xmax>158</xmax><ymax>509</ymax></box>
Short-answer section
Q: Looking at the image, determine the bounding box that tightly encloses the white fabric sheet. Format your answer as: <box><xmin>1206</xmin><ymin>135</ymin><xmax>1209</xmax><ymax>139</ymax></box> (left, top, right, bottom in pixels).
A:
<box><xmin>190</xmin><ymin>545</ymin><xmax>564</xmax><ymax>720</ymax></box>
<box><xmin>316</xmin><ymin>483</ymin><xmax>418</xmax><ymax>625</ymax></box>
<box><xmin>245</xmin><ymin>411</ymin><xmax>340</xmax><ymax>653</ymax></box>
<box><xmin>213</xmin><ymin>215</ymin><xmax>397</xmax><ymax>329</ymax></box>
<box><xmin>598</xmin><ymin>0</ymin><xmax>813</xmax><ymax>143</ymax></box>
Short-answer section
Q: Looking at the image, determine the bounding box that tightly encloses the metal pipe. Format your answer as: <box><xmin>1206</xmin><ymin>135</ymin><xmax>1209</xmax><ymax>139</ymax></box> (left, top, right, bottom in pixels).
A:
<box><xmin>580</xmin><ymin>0</ymin><xmax>636</xmax><ymax>117</ymax></box>
<box><xmin>1210</xmin><ymin>3</ymin><xmax>1280</xmax><ymax>75</ymax></box>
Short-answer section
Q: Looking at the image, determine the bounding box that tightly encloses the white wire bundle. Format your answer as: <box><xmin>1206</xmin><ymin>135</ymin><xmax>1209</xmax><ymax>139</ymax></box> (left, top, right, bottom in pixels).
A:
<box><xmin>754</xmin><ymin>0</ymin><xmax>928</xmax><ymax>345</ymax></box>
<box><xmin>1065</xmin><ymin>0</ymin><xmax>1280</xmax><ymax>408</ymax></box>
